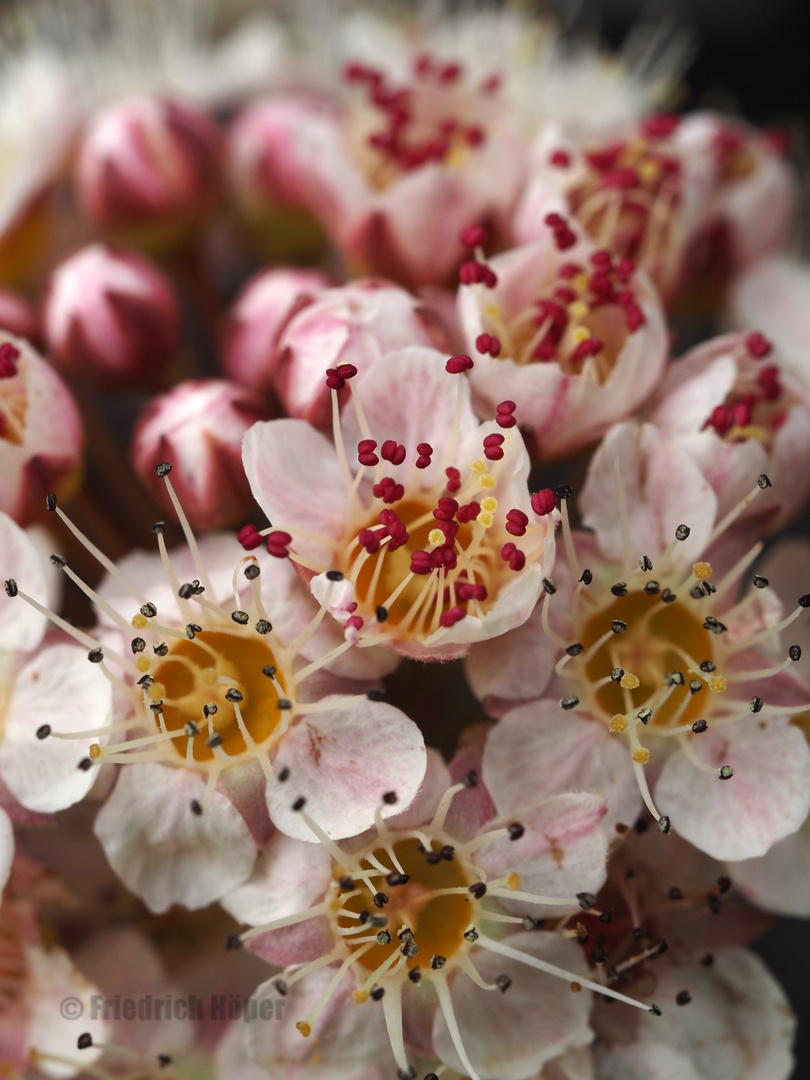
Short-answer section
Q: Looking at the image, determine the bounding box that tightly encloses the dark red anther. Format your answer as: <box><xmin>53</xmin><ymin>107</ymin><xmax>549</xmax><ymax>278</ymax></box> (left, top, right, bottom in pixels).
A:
<box><xmin>549</xmin><ymin>149</ymin><xmax>571</xmax><ymax>168</ymax></box>
<box><xmin>325</xmin><ymin>368</ymin><xmax>346</xmax><ymax>390</ymax></box>
<box><xmin>505</xmin><ymin>508</ymin><xmax>529</xmax><ymax>536</ymax></box>
<box><xmin>0</xmin><ymin>342</ymin><xmax>20</xmax><ymax>378</ymax></box>
<box><xmin>266</xmin><ymin>531</ymin><xmax>293</xmax><ymax>559</ymax></box>
<box><xmin>237</xmin><ymin>524</ymin><xmax>263</xmax><ymax>551</ymax></box>
<box><xmin>410</xmin><ymin>550</ymin><xmax>432</xmax><ymax>575</ymax></box>
<box><xmin>531</xmin><ymin>488</ymin><xmax>556</xmax><ymax>516</ymax></box>
<box><xmin>480</xmin><ymin>73</ymin><xmax>501</xmax><ymax>94</ymax></box>
<box><xmin>507</xmin><ymin>549</ymin><xmax>526</xmax><ymax>571</ymax></box>
<box><xmin>373</xmin><ymin>477</ymin><xmax>404</xmax><ymax>503</ymax></box>
<box><xmin>624</xmin><ymin>303</ymin><xmax>646</xmax><ymax>332</ymax></box>
<box><xmin>553</xmin><ymin>285</ymin><xmax>576</xmax><ymax>304</ymax></box>
<box><xmin>731</xmin><ymin>402</ymin><xmax>752</xmax><ymax>428</ymax></box>
<box><xmin>440</xmin><ymin>62</ymin><xmax>462</xmax><ymax>83</ymax></box>
<box><xmin>757</xmin><ymin>365</ymin><xmax>781</xmax><ymax>401</ymax></box>
<box><xmin>495</xmin><ymin>400</ymin><xmax>516</xmax><ymax>429</ymax></box>
<box><xmin>456</xmin><ymin>581</ymin><xmax>488</xmax><ymax>602</ymax></box>
<box><xmin>483</xmin><ymin>431</ymin><xmax>504</xmax><ymax>461</ymax></box>
<box><xmin>603</xmin><ymin>167</ymin><xmax>639</xmax><ymax>189</ymax></box>
<box><xmin>440</xmin><ymin>606</ymin><xmax>466</xmax><ymax>628</ymax></box>
<box><xmin>707</xmin><ymin>405</ymin><xmax>733</xmax><ymax>436</ymax></box>
<box><xmin>771</xmin><ymin>410</ymin><xmax>788</xmax><ymax>432</ymax></box>
<box><xmin>745</xmin><ymin>332</ymin><xmax>772</xmax><ymax>358</ymax></box>
<box><xmin>445</xmin><ymin>466</ymin><xmax>461</xmax><ymax>492</ymax></box>
<box><xmin>416</xmin><ymin>442</ymin><xmax>433</xmax><ymax>468</ymax></box>
<box><xmin>585</xmin><ymin>144</ymin><xmax>624</xmax><ymax>173</ymax></box>
<box><xmin>571</xmin><ymin>337</ymin><xmax>604</xmax><ymax>364</ymax></box>
<box><xmin>433</xmin><ymin>496</ymin><xmax>459</xmax><ymax>521</ymax></box>
<box><xmin>558</xmin><ymin>262</ymin><xmax>583</xmax><ymax>279</ymax></box>
<box><xmin>481</xmin><ymin>266</ymin><xmax>498</xmax><ymax>287</ymax></box>
<box><xmin>435</xmin><ymin>519</ymin><xmax>458</xmax><ymax>543</ymax></box>
<box><xmin>358</xmin><ymin>439</ymin><xmax>379</xmax><ymax>467</ymax></box>
<box><xmin>641</xmin><ymin>113</ymin><xmax>681</xmax><ymax>140</ymax></box>
<box><xmin>381</xmin><ymin>440</ymin><xmax>406</xmax><ymax>466</ymax></box>
<box><xmin>358</xmin><ymin>528</ymin><xmax>381</xmax><ymax>554</ymax></box>
<box><xmin>345</xmin><ymin>615</ymin><xmax>364</xmax><ymax>633</ymax></box>
<box><xmin>446</xmin><ymin>354</ymin><xmax>474</xmax><ymax>374</ymax></box>
<box><xmin>456</xmin><ymin>501</ymin><xmax>480</xmax><ymax>523</ymax></box>
<box><xmin>590</xmin><ymin>250</ymin><xmax>613</xmax><ymax>269</ymax></box>
<box><xmin>459</xmin><ymin>260</ymin><xmax>485</xmax><ymax>285</ymax></box>
<box><xmin>432</xmin><ymin>546</ymin><xmax>457</xmax><ymax>571</ymax></box>
<box><xmin>501</xmin><ymin>542</ymin><xmax>516</xmax><ymax>560</ymax></box>
<box><xmin>459</xmin><ymin>224</ymin><xmax>489</xmax><ymax>249</ymax></box>
<box><xmin>465</xmin><ymin>125</ymin><xmax>485</xmax><ymax>147</ymax></box>
<box><xmin>475</xmin><ymin>332</ymin><xmax>501</xmax><ymax>357</ymax></box>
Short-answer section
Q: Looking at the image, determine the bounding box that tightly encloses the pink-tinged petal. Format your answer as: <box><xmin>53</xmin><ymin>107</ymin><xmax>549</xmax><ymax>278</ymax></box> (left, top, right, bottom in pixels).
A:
<box><xmin>465</xmin><ymin>598</ymin><xmax>558</xmax><ymax>707</ymax></box>
<box><xmin>384</xmin><ymin>746</ymin><xmax>452</xmax><ymax>831</ymax></box>
<box><xmin>0</xmin><ymin>511</ymin><xmax>47</xmax><ymax>652</ymax></box>
<box><xmin>483</xmin><ymin>703</ymin><xmax>641</xmax><ymax>834</ymax></box>
<box><xmin>0</xmin><ymin>810</ymin><xmax>13</xmax><ymax>893</ymax></box>
<box><xmin>654</xmin><ymin>716</ymin><xmax>810</xmax><ymax>861</ymax></box>
<box><xmin>728</xmin><ymin>256</ymin><xmax>810</xmax><ymax>384</ymax></box>
<box><xmin>94</xmin><ymin>763</ymin><xmax>256</xmax><ymax>913</ymax></box>
<box><xmin>539</xmin><ymin>1046</ymin><xmax>596</xmax><ymax>1080</ymax></box>
<box><xmin>595</xmin><ymin>948</ymin><xmax>794</xmax><ymax>1080</ymax></box>
<box><xmin>215</xmin><ymin>759</ymin><xmax>274</xmax><ymax>849</ymax></box>
<box><xmin>475</xmin><ymin>793</ymin><xmax>608</xmax><ymax>913</ymax></box>
<box><xmin>244</xmin><ymin>970</ymin><xmax>394</xmax><ymax>1080</ymax></box>
<box><xmin>0</xmin><ymin>643</ymin><xmax>112</xmax><ymax>812</ymax></box>
<box><xmin>215</xmin><ymin>1021</ymin><xmax>277</xmax><ymax>1080</ymax></box>
<box><xmin>222</xmin><ymin>265</ymin><xmax>331</xmax><ymax>395</ymax></box>
<box><xmin>732</xmin><ymin>817</ymin><xmax>810</xmax><ymax>917</ymax></box>
<box><xmin>444</xmin><ymin>745</ymin><xmax>496</xmax><ymax>841</ymax></box>
<box><xmin>274</xmin><ymin>281</ymin><xmax>445</xmax><ymax>428</ymax></box>
<box><xmin>266</xmin><ymin>698</ymin><xmax>426</xmax><ymax>841</ymax></box>
<box><xmin>25</xmin><ymin>943</ymin><xmax>108</xmax><ymax>1079</ymax></box>
<box><xmin>580</xmin><ymin>422</ymin><xmax>718</xmax><ymax>569</ymax></box>
<box><xmin>243</xmin><ymin>418</ymin><xmax>348</xmax><ymax>567</ymax></box>
<box><xmin>649</xmin><ymin>351</ymin><xmax>738</xmax><ymax>435</ymax></box>
<box><xmin>433</xmin><ymin>932</ymin><xmax>591</xmax><ymax>1079</ymax></box>
<box><xmin>340</xmin><ymin>347</ymin><xmax>478</xmax><ymax>494</ymax></box>
<box><xmin>222</xmin><ymin>830</ymin><xmax>333</xmax><ymax>966</ymax></box>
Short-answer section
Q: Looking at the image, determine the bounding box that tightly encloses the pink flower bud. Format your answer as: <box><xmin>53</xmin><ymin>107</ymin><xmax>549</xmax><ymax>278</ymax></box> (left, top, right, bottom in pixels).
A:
<box><xmin>0</xmin><ymin>288</ymin><xmax>38</xmax><ymax>344</ymax></box>
<box><xmin>42</xmin><ymin>244</ymin><xmax>181</xmax><ymax>389</ymax></box>
<box><xmin>130</xmin><ymin>379</ymin><xmax>267</xmax><ymax>530</ymax></box>
<box><xmin>221</xmin><ymin>266</ymin><xmax>331</xmax><ymax>394</ymax></box>
<box><xmin>270</xmin><ymin>279</ymin><xmax>449</xmax><ymax>428</ymax></box>
<box><xmin>0</xmin><ymin>333</ymin><xmax>84</xmax><ymax>525</ymax></box>
<box><xmin>74</xmin><ymin>96</ymin><xmax>223</xmax><ymax>245</ymax></box>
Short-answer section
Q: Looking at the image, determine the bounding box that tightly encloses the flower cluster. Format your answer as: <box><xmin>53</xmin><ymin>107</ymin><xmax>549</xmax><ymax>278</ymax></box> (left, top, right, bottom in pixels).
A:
<box><xmin>0</xmin><ymin>2</ymin><xmax>807</xmax><ymax>1079</ymax></box>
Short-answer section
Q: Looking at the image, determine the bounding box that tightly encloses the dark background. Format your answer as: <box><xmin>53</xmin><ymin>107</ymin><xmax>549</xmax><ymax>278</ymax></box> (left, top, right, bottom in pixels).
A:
<box><xmin>547</xmin><ymin>1</ymin><xmax>810</xmax><ymax>1075</ymax></box>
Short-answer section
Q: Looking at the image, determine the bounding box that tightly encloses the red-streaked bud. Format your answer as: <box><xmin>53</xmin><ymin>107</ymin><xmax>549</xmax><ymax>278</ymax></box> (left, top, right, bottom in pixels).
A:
<box><xmin>130</xmin><ymin>379</ymin><xmax>267</xmax><ymax>530</ymax></box>
<box><xmin>74</xmin><ymin>95</ymin><xmax>223</xmax><ymax>247</ymax></box>
<box><xmin>42</xmin><ymin>244</ymin><xmax>180</xmax><ymax>389</ymax></box>
<box><xmin>0</xmin><ymin>333</ymin><xmax>84</xmax><ymax>525</ymax></box>
<box><xmin>221</xmin><ymin>266</ymin><xmax>331</xmax><ymax>395</ymax></box>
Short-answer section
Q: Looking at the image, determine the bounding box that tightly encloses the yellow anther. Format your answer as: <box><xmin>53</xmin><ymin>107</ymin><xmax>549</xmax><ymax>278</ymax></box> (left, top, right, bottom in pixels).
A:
<box><xmin>568</xmin><ymin>300</ymin><xmax>588</xmax><ymax>321</ymax></box>
<box><xmin>352</xmin><ymin>988</ymin><xmax>370</xmax><ymax>1004</ymax></box>
<box><xmin>506</xmin><ymin>872</ymin><xmax>521</xmax><ymax>890</ymax></box>
<box><xmin>429</xmin><ymin>528</ymin><xmax>446</xmax><ymax>547</ymax></box>
<box><xmin>620</xmin><ymin>673</ymin><xmax>640</xmax><ymax>690</ymax></box>
<box><xmin>149</xmin><ymin>682</ymin><xmax>166</xmax><ymax>700</ymax></box>
<box><xmin>638</xmin><ymin>160</ymin><xmax>660</xmax><ymax>184</ymax></box>
<box><xmin>479</xmin><ymin>474</ymin><xmax>496</xmax><ymax>489</ymax></box>
<box><xmin>570</xmin><ymin>981</ymin><xmax>583</xmax><ymax>993</ymax></box>
<box><xmin>709</xmin><ymin>675</ymin><xmax>727</xmax><ymax>693</ymax></box>
<box><xmin>609</xmin><ymin>714</ymin><xmax>628</xmax><ymax>733</ymax></box>
<box><xmin>135</xmin><ymin>656</ymin><xmax>150</xmax><ymax>673</ymax></box>
<box><xmin>476</xmin><ymin>511</ymin><xmax>494</xmax><ymax>528</ymax></box>
<box><xmin>572</xmin><ymin>273</ymin><xmax>589</xmax><ymax>293</ymax></box>
<box><xmin>571</xmin><ymin>325</ymin><xmax>590</xmax><ymax>345</ymax></box>
<box><xmin>632</xmin><ymin>747</ymin><xmax>650</xmax><ymax>765</ymax></box>
<box><xmin>484</xmin><ymin>303</ymin><xmax>500</xmax><ymax>320</ymax></box>
<box><xmin>481</xmin><ymin>496</ymin><xmax>498</xmax><ymax>513</ymax></box>
<box><xmin>89</xmin><ymin>743</ymin><xmax>101</xmax><ymax>760</ymax></box>
<box><xmin>471</xmin><ymin>460</ymin><xmax>487</xmax><ymax>475</ymax></box>
<box><xmin>693</xmin><ymin>561</ymin><xmax>712</xmax><ymax>580</ymax></box>
<box><xmin>131</xmin><ymin>613</ymin><xmax>147</xmax><ymax>630</ymax></box>
<box><xmin>296</xmin><ymin>1021</ymin><xmax>312</xmax><ymax>1038</ymax></box>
